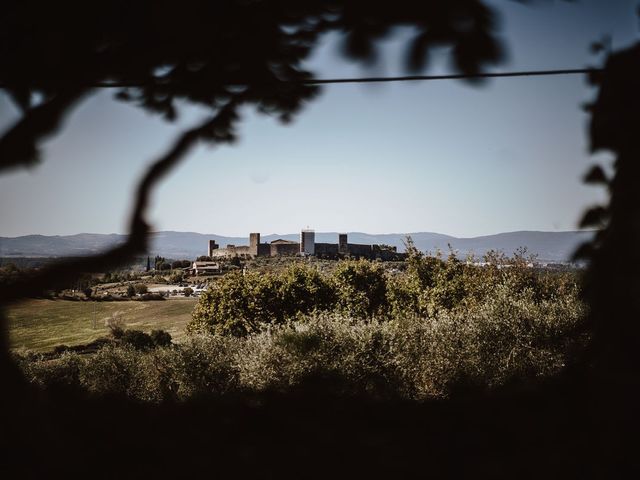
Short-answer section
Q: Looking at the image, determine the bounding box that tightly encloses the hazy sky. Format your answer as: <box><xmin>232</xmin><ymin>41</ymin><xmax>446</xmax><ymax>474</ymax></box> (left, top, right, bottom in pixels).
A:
<box><xmin>0</xmin><ymin>0</ymin><xmax>637</xmax><ymax>238</ymax></box>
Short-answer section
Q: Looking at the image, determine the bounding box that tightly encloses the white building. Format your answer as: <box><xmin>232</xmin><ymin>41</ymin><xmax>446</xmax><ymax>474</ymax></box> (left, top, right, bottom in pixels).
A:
<box><xmin>189</xmin><ymin>261</ymin><xmax>220</xmax><ymax>275</ymax></box>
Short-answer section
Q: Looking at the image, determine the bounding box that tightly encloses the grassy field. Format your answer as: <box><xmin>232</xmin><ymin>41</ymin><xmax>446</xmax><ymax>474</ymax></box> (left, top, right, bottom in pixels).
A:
<box><xmin>6</xmin><ymin>298</ymin><xmax>197</xmax><ymax>352</ymax></box>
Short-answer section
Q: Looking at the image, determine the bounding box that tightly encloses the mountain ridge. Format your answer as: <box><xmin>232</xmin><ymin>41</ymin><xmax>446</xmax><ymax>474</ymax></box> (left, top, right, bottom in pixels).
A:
<box><xmin>0</xmin><ymin>230</ymin><xmax>594</xmax><ymax>262</ymax></box>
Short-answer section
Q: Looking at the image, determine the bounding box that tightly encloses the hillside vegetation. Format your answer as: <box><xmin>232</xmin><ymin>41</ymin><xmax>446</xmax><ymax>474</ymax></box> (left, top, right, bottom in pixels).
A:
<box><xmin>16</xmin><ymin>248</ymin><xmax>586</xmax><ymax>401</ymax></box>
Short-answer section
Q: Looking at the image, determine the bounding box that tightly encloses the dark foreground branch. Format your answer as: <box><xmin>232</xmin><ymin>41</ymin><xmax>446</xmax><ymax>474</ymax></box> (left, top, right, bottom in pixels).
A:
<box><xmin>0</xmin><ymin>88</ymin><xmax>89</xmax><ymax>172</ymax></box>
<box><xmin>0</xmin><ymin>98</ymin><xmax>241</xmax><ymax>304</ymax></box>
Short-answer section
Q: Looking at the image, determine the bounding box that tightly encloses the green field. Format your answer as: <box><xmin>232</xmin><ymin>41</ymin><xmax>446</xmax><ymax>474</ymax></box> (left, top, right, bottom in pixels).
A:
<box><xmin>6</xmin><ymin>298</ymin><xmax>197</xmax><ymax>352</ymax></box>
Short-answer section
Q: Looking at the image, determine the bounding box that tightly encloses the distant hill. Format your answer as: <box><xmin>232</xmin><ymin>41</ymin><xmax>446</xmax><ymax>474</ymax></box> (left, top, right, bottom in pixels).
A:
<box><xmin>0</xmin><ymin>230</ymin><xmax>594</xmax><ymax>263</ymax></box>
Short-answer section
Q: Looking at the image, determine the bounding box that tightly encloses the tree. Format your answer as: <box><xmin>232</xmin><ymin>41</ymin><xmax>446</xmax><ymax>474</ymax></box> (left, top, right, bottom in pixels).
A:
<box><xmin>332</xmin><ymin>260</ymin><xmax>387</xmax><ymax>317</ymax></box>
<box><xmin>120</xmin><ymin>330</ymin><xmax>155</xmax><ymax>350</ymax></box>
<box><xmin>134</xmin><ymin>284</ymin><xmax>148</xmax><ymax>295</ymax></box>
<box><xmin>126</xmin><ymin>285</ymin><xmax>136</xmax><ymax>297</ymax></box>
<box><xmin>183</xmin><ymin>287</ymin><xmax>193</xmax><ymax>297</ymax></box>
<box><xmin>579</xmin><ymin>40</ymin><xmax>640</xmax><ymax>375</ymax></box>
<box><xmin>169</xmin><ymin>260</ymin><xmax>191</xmax><ymax>269</ymax></box>
<box><xmin>169</xmin><ymin>271</ymin><xmax>184</xmax><ymax>284</ymax></box>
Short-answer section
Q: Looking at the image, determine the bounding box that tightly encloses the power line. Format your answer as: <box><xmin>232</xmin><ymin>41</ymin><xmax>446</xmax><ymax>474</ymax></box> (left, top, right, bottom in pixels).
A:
<box><xmin>0</xmin><ymin>68</ymin><xmax>601</xmax><ymax>90</ymax></box>
<box><xmin>302</xmin><ymin>68</ymin><xmax>601</xmax><ymax>85</ymax></box>
<box><xmin>30</xmin><ymin>67</ymin><xmax>597</xmax><ymax>89</ymax></box>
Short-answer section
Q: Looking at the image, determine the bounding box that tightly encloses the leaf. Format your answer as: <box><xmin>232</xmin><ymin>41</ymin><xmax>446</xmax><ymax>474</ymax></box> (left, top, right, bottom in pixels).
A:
<box><xmin>572</xmin><ymin>242</ymin><xmax>594</xmax><ymax>261</ymax></box>
<box><xmin>583</xmin><ymin>165</ymin><xmax>608</xmax><ymax>185</ymax></box>
<box><xmin>7</xmin><ymin>87</ymin><xmax>32</xmax><ymax>112</ymax></box>
<box><xmin>406</xmin><ymin>33</ymin><xmax>430</xmax><ymax>73</ymax></box>
<box><xmin>579</xmin><ymin>206</ymin><xmax>608</xmax><ymax>228</ymax></box>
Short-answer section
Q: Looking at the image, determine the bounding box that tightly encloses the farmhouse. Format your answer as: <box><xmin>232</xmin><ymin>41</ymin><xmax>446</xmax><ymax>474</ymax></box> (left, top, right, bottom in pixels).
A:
<box><xmin>188</xmin><ymin>261</ymin><xmax>221</xmax><ymax>275</ymax></box>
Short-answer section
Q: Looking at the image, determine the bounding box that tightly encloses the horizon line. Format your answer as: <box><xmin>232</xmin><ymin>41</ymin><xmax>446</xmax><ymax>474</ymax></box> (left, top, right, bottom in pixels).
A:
<box><xmin>0</xmin><ymin>228</ymin><xmax>594</xmax><ymax>241</ymax></box>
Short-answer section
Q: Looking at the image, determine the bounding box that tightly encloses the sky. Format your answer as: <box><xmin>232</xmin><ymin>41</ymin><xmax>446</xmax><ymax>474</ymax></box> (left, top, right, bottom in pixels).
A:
<box><xmin>0</xmin><ymin>0</ymin><xmax>638</xmax><ymax>238</ymax></box>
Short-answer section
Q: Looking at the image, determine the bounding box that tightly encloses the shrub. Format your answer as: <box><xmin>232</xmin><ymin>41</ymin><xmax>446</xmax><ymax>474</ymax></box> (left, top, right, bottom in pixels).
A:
<box><xmin>279</xmin><ymin>263</ymin><xmax>335</xmax><ymax>317</ymax></box>
<box><xmin>20</xmin><ymin>351</ymin><xmax>85</xmax><ymax>391</ymax></box>
<box><xmin>79</xmin><ymin>345</ymin><xmax>162</xmax><ymax>401</ymax></box>
<box><xmin>151</xmin><ymin>329</ymin><xmax>172</xmax><ymax>347</ymax></box>
<box><xmin>190</xmin><ymin>264</ymin><xmax>336</xmax><ymax>336</ymax></box>
<box><xmin>18</xmin><ymin>254</ymin><xmax>587</xmax><ymax>403</ymax></box>
<box><xmin>19</xmin><ymin>290</ymin><xmax>585</xmax><ymax>402</ymax></box>
<box><xmin>160</xmin><ymin>334</ymin><xmax>240</xmax><ymax>398</ymax></box>
<box><xmin>120</xmin><ymin>330</ymin><xmax>155</xmax><ymax>350</ymax></box>
<box><xmin>138</xmin><ymin>293</ymin><xmax>165</xmax><ymax>301</ymax></box>
<box><xmin>169</xmin><ymin>271</ymin><xmax>184</xmax><ymax>283</ymax></box>
<box><xmin>332</xmin><ymin>260</ymin><xmax>387</xmax><ymax>317</ymax></box>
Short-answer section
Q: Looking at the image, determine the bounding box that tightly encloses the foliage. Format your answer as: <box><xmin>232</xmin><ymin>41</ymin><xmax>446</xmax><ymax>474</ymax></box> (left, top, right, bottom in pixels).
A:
<box><xmin>279</xmin><ymin>263</ymin><xmax>336</xmax><ymax>316</ymax></box>
<box><xmin>332</xmin><ymin>260</ymin><xmax>387</xmax><ymax>317</ymax></box>
<box><xmin>171</xmin><ymin>260</ymin><xmax>191</xmax><ymax>269</ymax></box>
<box><xmin>134</xmin><ymin>283</ymin><xmax>148</xmax><ymax>295</ymax></box>
<box><xmin>119</xmin><ymin>329</ymin><xmax>155</xmax><ymax>350</ymax></box>
<box><xmin>183</xmin><ymin>287</ymin><xmax>193</xmax><ymax>297</ymax></box>
<box><xmin>169</xmin><ymin>271</ymin><xmax>184</xmax><ymax>284</ymax></box>
<box><xmin>190</xmin><ymin>270</ymin><xmax>284</xmax><ymax>337</ymax></box>
<box><xmin>191</xmin><ymin>253</ymin><xmax>582</xmax><ymax>339</ymax></box>
<box><xmin>150</xmin><ymin>329</ymin><xmax>172</xmax><ymax>347</ymax></box>
<box><xmin>14</xmin><ymin>250</ymin><xmax>586</xmax><ymax>401</ymax></box>
<box><xmin>16</xmin><ymin>283</ymin><xmax>585</xmax><ymax>401</ymax></box>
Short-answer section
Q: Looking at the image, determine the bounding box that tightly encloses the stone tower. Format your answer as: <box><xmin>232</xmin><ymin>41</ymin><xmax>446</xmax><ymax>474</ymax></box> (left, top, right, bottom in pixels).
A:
<box><xmin>338</xmin><ymin>233</ymin><xmax>348</xmax><ymax>255</ymax></box>
<box><xmin>208</xmin><ymin>240</ymin><xmax>219</xmax><ymax>257</ymax></box>
<box><xmin>249</xmin><ymin>232</ymin><xmax>260</xmax><ymax>257</ymax></box>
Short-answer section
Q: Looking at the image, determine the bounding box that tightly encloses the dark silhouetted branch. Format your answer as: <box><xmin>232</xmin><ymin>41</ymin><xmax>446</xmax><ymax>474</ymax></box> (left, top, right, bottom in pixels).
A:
<box><xmin>0</xmin><ymin>89</ymin><xmax>89</xmax><ymax>172</ymax></box>
<box><xmin>0</xmin><ymin>97</ymin><xmax>242</xmax><ymax>304</ymax></box>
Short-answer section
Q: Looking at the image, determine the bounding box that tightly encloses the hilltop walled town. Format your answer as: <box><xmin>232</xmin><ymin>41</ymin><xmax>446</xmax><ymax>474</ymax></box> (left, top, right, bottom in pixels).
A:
<box><xmin>187</xmin><ymin>230</ymin><xmax>404</xmax><ymax>275</ymax></box>
<box><xmin>207</xmin><ymin>230</ymin><xmax>403</xmax><ymax>261</ymax></box>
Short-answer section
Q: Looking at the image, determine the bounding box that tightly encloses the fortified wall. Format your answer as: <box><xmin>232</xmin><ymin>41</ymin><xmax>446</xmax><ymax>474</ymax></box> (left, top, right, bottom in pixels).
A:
<box><xmin>206</xmin><ymin>231</ymin><xmax>404</xmax><ymax>261</ymax></box>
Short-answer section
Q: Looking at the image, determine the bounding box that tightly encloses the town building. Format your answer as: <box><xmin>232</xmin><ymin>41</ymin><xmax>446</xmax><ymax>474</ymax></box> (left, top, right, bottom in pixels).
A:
<box><xmin>188</xmin><ymin>261</ymin><xmax>221</xmax><ymax>275</ymax></box>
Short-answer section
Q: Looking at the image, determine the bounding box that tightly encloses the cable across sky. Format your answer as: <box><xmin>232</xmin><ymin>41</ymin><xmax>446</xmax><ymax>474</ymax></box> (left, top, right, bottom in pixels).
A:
<box><xmin>31</xmin><ymin>67</ymin><xmax>600</xmax><ymax>89</ymax></box>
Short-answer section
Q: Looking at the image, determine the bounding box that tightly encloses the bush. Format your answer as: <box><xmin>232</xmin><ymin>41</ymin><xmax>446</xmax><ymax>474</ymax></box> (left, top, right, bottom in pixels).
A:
<box><xmin>189</xmin><ymin>256</ymin><xmax>581</xmax><ymax>336</ymax></box>
<box><xmin>190</xmin><ymin>264</ymin><xmax>336</xmax><ymax>336</ymax></box>
<box><xmin>19</xmin><ymin>289</ymin><xmax>585</xmax><ymax>402</ymax></box>
<box><xmin>151</xmin><ymin>329</ymin><xmax>172</xmax><ymax>347</ymax></box>
<box><xmin>169</xmin><ymin>271</ymin><xmax>184</xmax><ymax>283</ymax></box>
<box><xmin>160</xmin><ymin>334</ymin><xmax>240</xmax><ymax>398</ymax></box>
<box><xmin>332</xmin><ymin>260</ymin><xmax>387</xmax><ymax>317</ymax></box>
<box><xmin>20</xmin><ymin>351</ymin><xmax>84</xmax><ymax>391</ymax></box>
<box><xmin>138</xmin><ymin>293</ymin><xmax>165</xmax><ymax>301</ymax></box>
<box><xmin>120</xmin><ymin>330</ymin><xmax>155</xmax><ymax>350</ymax></box>
<box><xmin>79</xmin><ymin>345</ymin><xmax>162</xmax><ymax>401</ymax></box>
<box><xmin>134</xmin><ymin>283</ymin><xmax>148</xmax><ymax>295</ymax></box>
<box><xmin>18</xmin><ymin>254</ymin><xmax>586</xmax><ymax>403</ymax></box>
